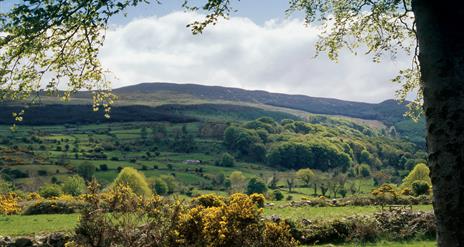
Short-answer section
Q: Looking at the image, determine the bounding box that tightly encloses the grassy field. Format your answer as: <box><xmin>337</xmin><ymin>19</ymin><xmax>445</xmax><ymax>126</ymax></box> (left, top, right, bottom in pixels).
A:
<box><xmin>320</xmin><ymin>240</ymin><xmax>436</xmax><ymax>246</ymax></box>
<box><xmin>0</xmin><ymin>205</ymin><xmax>433</xmax><ymax>237</ymax></box>
<box><xmin>264</xmin><ymin>204</ymin><xmax>433</xmax><ymax>220</ymax></box>
<box><xmin>0</xmin><ymin>214</ymin><xmax>79</xmax><ymax>236</ymax></box>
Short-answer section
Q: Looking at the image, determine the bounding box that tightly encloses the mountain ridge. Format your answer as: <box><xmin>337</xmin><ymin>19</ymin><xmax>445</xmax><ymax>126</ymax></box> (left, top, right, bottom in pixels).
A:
<box><xmin>113</xmin><ymin>82</ymin><xmax>408</xmax><ymax>124</ymax></box>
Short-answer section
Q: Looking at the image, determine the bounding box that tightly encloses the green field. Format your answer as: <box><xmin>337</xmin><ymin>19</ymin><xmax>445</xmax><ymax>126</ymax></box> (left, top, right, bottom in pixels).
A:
<box><xmin>0</xmin><ymin>214</ymin><xmax>79</xmax><ymax>236</ymax></box>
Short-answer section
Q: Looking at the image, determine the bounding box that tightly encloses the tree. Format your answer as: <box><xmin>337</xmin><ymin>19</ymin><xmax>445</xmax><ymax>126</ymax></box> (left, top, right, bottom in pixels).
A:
<box><xmin>229</xmin><ymin>171</ymin><xmax>246</xmax><ymax>193</ymax></box>
<box><xmin>401</xmin><ymin>163</ymin><xmax>432</xmax><ymax>188</ymax></box>
<box><xmin>285</xmin><ymin>172</ymin><xmax>297</xmax><ymax>193</ymax></box>
<box><xmin>246</xmin><ymin>177</ymin><xmax>268</xmax><ymax>195</ymax></box>
<box><xmin>218</xmin><ymin>153</ymin><xmax>235</xmax><ymax>167</ymax></box>
<box><xmin>113</xmin><ymin>167</ymin><xmax>151</xmax><ymax>197</ymax></box>
<box><xmin>62</xmin><ymin>175</ymin><xmax>86</xmax><ymax>196</ymax></box>
<box><xmin>77</xmin><ymin>162</ymin><xmax>96</xmax><ymax>182</ymax></box>
<box><xmin>296</xmin><ymin>168</ymin><xmax>315</xmax><ymax>188</ymax></box>
<box><xmin>3</xmin><ymin>1</ymin><xmax>463</xmax><ymax>244</ymax></box>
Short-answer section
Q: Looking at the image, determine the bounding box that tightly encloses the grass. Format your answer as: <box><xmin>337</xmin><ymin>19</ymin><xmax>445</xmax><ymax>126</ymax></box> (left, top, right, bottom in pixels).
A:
<box><xmin>322</xmin><ymin>240</ymin><xmax>436</xmax><ymax>246</ymax></box>
<box><xmin>264</xmin><ymin>205</ymin><xmax>433</xmax><ymax>220</ymax></box>
<box><xmin>0</xmin><ymin>214</ymin><xmax>79</xmax><ymax>236</ymax></box>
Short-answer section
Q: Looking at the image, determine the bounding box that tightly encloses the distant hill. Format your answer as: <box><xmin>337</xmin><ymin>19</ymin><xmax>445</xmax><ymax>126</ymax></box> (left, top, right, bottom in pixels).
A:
<box><xmin>114</xmin><ymin>82</ymin><xmax>408</xmax><ymax>124</ymax></box>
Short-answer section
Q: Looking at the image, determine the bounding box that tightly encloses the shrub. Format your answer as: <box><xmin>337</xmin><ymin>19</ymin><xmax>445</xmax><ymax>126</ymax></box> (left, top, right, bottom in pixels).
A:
<box><xmin>99</xmin><ymin>164</ymin><xmax>109</xmax><ymax>171</ymax></box>
<box><xmin>357</xmin><ymin>164</ymin><xmax>371</xmax><ymax>177</ymax></box>
<box><xmin>402</xmin><ymin>163</ymin><xmax>431</xmax><ymax>188</ymax></box>
<box><xmin>0</xmin><ymin>193</ymin><xmax>21</xmax><ymax>215</ymax></box>
<box><xmin>250</xmin><ymin>193</ymin><xmax>265</xmax><ymax>208</ymax></box>
<box><xmin>411</xmin><ymin>180</ymin><xmax>430</xmax><ymax>196</ymax></box>
<box><xmin>113</xmin><ymin>167</ymin><xmax>151</xmax><ymax>197</ymax></box>
<box><xmin>39</xmin><ymin>184</ymin><xmax>63</xmax><ymax>198</ymax></box>
<box><xmin>246</xmin><ymin>177</ymin><xmax>268</xmax><ymax>195</ymax></box>
<box><xmin>177</xmin><ymin>193</ymin><xmax>297</xmax><ymax>246</ymax></box>
<box><xmin>192</xmin><ymin>194</ymin><xmax>225</xmax><ymax>207</ymax></box>
<box><xmin>62</xmin><ymin>176</ymin><xmax>86</xmax><ymax>196</ymax></box>
<box><xmin>74</xmin><ymin>182</ymin><xmax>297</xmax><ymax>247</ymax></box>
<box><xmin>151</xmin><ymin>178</ymin><xmax>168</xmax><ymax>195</ymax></box>
<box><xmin>273</xmin><ymin>190</ymin><xmax>284</xmax><ymax>201</ymax></box>
<box><xmin>218</xmin><ymin>153</ymin><xmax>235</xmax><ymax>167</ymax></box>
<box><xmin>23</xmin><ymin>199</ymin><xmax>83</xmax><ymax>215</ymax></box>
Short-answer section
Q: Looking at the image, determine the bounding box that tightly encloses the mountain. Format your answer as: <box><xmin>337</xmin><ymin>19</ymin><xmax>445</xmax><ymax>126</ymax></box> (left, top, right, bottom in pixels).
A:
<box><xmin>114</xmin><ymin>82</ymin><xmax>408</xmax><ymax>124</ymax></box>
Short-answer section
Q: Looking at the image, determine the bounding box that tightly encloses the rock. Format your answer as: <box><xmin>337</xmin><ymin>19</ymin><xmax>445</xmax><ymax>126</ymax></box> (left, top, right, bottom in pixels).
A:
<box><xmin>13</xmin><ymin>238</ymin><xmax>33</xmax><ymax>247</ymax></box>
<box><xmin>44</xmin><ymin>233</ymin><xmax>69</xmax><ymax>247</ymax></box>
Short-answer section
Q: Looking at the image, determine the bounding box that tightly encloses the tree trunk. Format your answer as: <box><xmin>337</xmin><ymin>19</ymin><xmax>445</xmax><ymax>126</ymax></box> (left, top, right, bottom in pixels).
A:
<box><xmin>412</xmin><ymin>1</ymin><xmax>464</xmax><ymax>245</ymax></box>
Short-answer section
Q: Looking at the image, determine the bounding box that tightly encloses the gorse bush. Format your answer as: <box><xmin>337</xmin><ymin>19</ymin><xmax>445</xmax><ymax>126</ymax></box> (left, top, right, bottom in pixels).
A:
<box><xmin>74</xmin><ymin>181</ymin><xmax>297</xmax><ymax>247</ymax></box>
<box><xmin>0</xmin><ymin>193</ymin><xmax>21</xmax><ymax>215</ymax></box>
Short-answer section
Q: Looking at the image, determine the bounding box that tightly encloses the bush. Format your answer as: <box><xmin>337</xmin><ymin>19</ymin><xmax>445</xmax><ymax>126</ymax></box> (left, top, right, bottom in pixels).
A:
<box><xmin>23</xmin><ymin>199</ymin><xmax>83</xmax><ymax>215</ymax></box>
<box><xmin>0</xmin><ymin>193</ymin><xmax>21</xmax><ymax>215</ymax></box>
<box><xmin>250</xmin><ymin>193</ymin><xmax>265</xmax><ymax>208</ymax></box>
<box><xmin>39</xmin><ymin>184</ymin><xmax>63</xmax><ymax>198</ymax></box>
<box><xmin>246</xmin><ymin>177</ymin><xmax>268</xmax><ymax>195</ymax></box>
<box><xmin>62</xmin><ymin>176</ymin><xmax>86</xmax><ymax>196</ymax></box>
<box><xmin>192</xmin><ymin>194</ymin><xmax>225</xmax><ymax>207</ymax></box>
<box><xmin>411</xmin><ymin>180</ymin><xmax>430</xmax><ymax>196</ymax></box>
<box><xmin>152</xmin><ymin>178</ymin><xmax>168</xmax><ymax>195</ymax></box>
<box><xmin>273</xmin><ymin>190</ymin><xmax>284</xmax><ymax>201</ymax></box>
<box><xmin>74</xmin><ymin>182</ymin><xmax>297</xmax><ymax>247</ymax></box>
<box><xmin>99</xmin><ymin>164</ymin><xmax>109</xmax><ymax>171</ymax></box>
<box><xmin>113</xmin><ymin>167</ymin><xmax>152</xmax><ymax>197</ymax></box>
<box><xmin>218</xmin><ymin>153</ymin><xmax>235</xmax><ymax>167</ymax></box>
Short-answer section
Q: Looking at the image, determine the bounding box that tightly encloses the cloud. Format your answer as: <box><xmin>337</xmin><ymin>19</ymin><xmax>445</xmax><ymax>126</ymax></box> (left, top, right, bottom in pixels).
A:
<box><xmin>100</xmin><ymin>11</ymin><xmax>410</xmax><ymax>103</ymax></box>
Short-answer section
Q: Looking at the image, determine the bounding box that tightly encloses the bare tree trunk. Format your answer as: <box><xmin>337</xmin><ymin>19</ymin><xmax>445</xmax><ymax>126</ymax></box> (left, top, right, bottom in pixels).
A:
<box><xmin>412</xmin><ymin>1</ymin><xmax>464</xmax><ymax>245</ymax></box>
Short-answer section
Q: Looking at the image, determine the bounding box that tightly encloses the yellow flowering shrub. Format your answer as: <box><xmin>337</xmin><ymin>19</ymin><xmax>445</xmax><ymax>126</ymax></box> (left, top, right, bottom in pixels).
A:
<box><xmin>371</xmin><ymin>184</ymin><xmax>399</xmax><ymax>205</ymax></box>
<box><xmin>192</xmin><ymin>194</ymin><xmax>225</xmax><ymax>207</ymax></box>
<box><xmin>249</xmin><ymin>193</ymin><xmax>265</xmax><ymax>208</ymax></box>
<box><xmin>177</xmin><ymin>193</ymin><xmax>296</xmax><ymax>247</ymax></box>
<box><xmin>27</xmin><ymin>192</ymin><xmax>42</xmax><ymax>201</ymax></box>
<box><xmin>0</xmin><ymin>193</ymin><xmax>21</xmax><ymax>215</ymax></box>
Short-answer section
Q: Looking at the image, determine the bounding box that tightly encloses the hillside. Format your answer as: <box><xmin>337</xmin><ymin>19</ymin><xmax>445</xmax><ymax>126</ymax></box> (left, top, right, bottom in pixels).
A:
<box><xmin>113</xmin><ymin>82</ymin><xmax>408</xmax><ymax>124</ymax></box>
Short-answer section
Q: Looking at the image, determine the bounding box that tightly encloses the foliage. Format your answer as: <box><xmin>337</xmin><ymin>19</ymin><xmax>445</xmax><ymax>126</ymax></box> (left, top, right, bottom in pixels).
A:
<box><xmin>151</xmin><ymin>177</ymin><xmax>169</xmax><ymax>195</ymax></box>
<box><xmin>246</xmin><ymin>178</ymin><xmax>268</xmax><ymax>195</ymax></box>
<box><xmin>192</xmin><ymin>194</ymin><xmax>225</xmax><ymax>208</ymax></box>
<box><xmin>229</xmin><ymin>171</ymin><xmax>246</xmax><ymax>193</ymax></box>
<box><xmin>75</xmin><ymin>182</ymin><xmax>296</xmax><ymax>247</ymax></box>
<box><xmin>217</xmin><ymin>153</ymin><xmax>235</xmax><ymax>167</ymax></box>
<box><xmin>0</xmin><ymin>193</ymin><xmax>21</xmax><ymax>215</ymax></box>
<box><xmin>23</xmin><ymin>198</ymin><xmax>84</xmax><ymax>215</ymax></box>
<box><xmin>296</xmin><ymin>168</ymin><xmax>315</xmax><ymax>187</ymax></box>
<box><xmin>77</xmin><ymin>162</ymin><xmax>96</xmax><ymax>182</ymax></box>
<box><xmin>357</xmin><ymin>164</ymin><xmax>371</xmax><ymax>178</ymax></box>
<box><xmin>402</xmin><ymin>163</ymin><xmax>431</xmax><ymax>188</ymax></box>
<box><xmin>273</xmin><ymin>190</ymin><xmax>284</xmax><ymax>201</ymax></box>
<box><xmin>268</xmin><ymin>142</ymin><xmax>351</xmax><ymax>171</ymax></box>
<box><xmin>411</xmin><ymin>181</ymin><xmax>430</xmax><ymax>196</ymax></box>
<box><xmin>39</xmin><ymin>184</ymin><xmax>63</xmax><ymax>198</ymax></box>
<box><xmin>298</xmin><ymin>210</ymin><xmax>434</xmax><ymax>245</ymax></box>
<box><xmin>113</xmin><ymin>167</ymin><xmax>152</xmax><ymax>197</ymax></box>
<box><xmin>62</xmin><ymin>176</ymin><xmax>86</xmax><ymax>196</ymax></box>
<box><xmin>177</xmin><ymin>193</ymin><xmax>297</xmax><ymax>246</ymax></box>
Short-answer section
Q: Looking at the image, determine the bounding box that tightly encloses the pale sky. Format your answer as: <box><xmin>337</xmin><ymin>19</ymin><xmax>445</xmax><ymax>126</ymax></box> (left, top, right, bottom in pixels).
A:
<box><xmin>2</xmin><ymin>1</ymin><xmax>412</xmax><ymax>103</ymax></box>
